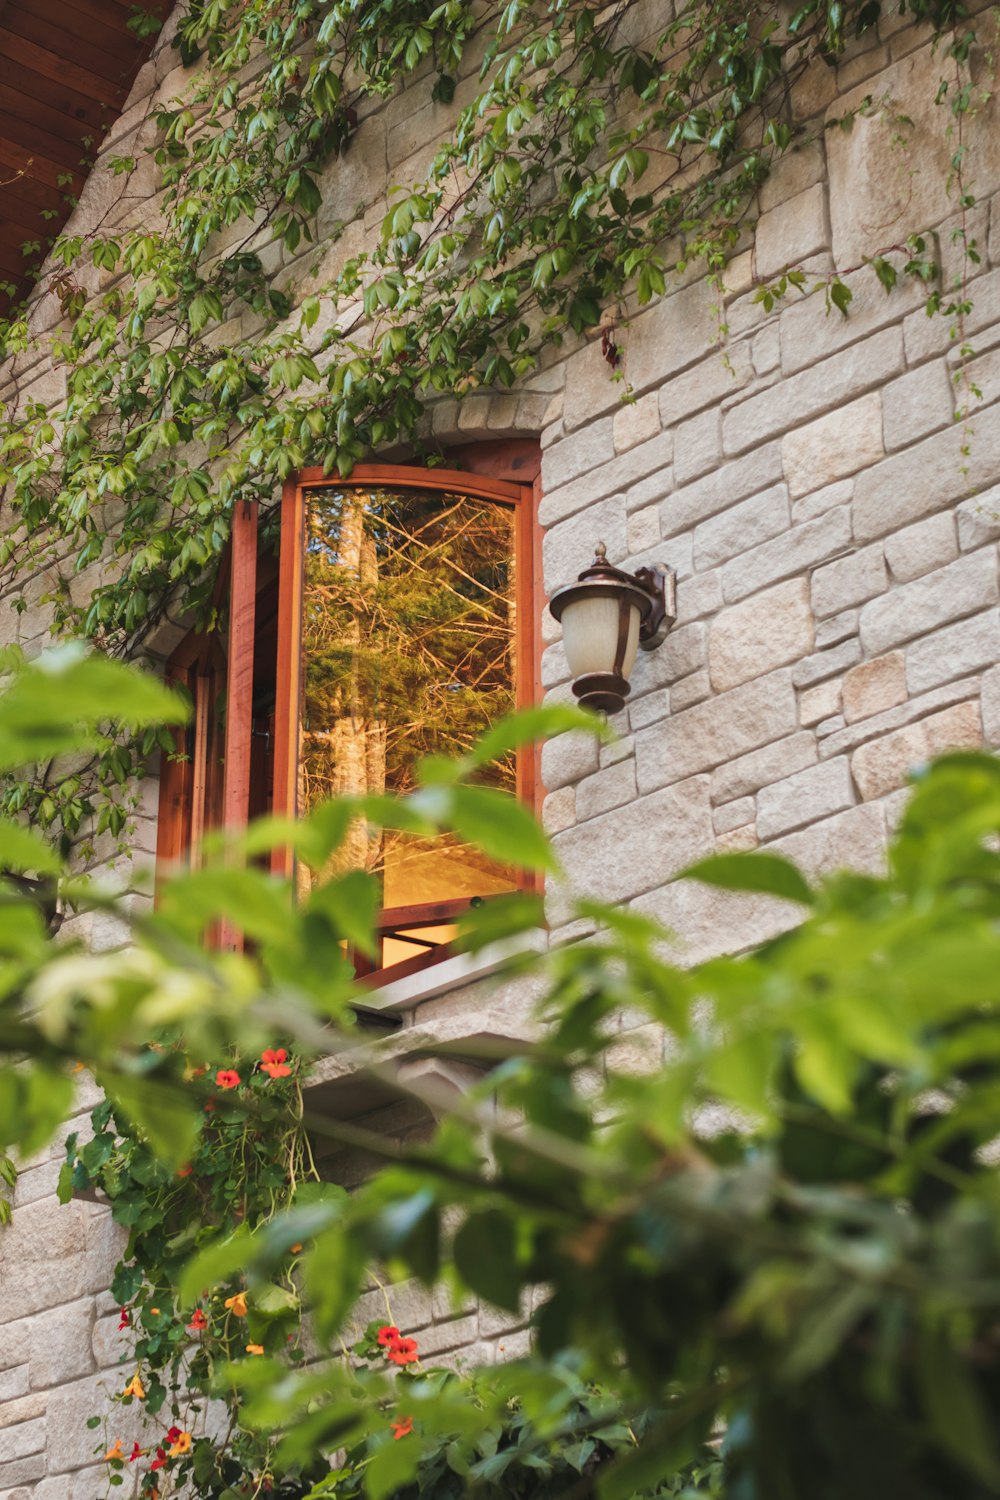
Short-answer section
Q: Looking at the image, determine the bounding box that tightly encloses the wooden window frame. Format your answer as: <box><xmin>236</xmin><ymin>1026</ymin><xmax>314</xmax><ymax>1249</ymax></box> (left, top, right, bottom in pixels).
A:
<box><xmin>159</xmin><ymin>443</ymin><xmax>543</xmax><ymax>989</ymax></box>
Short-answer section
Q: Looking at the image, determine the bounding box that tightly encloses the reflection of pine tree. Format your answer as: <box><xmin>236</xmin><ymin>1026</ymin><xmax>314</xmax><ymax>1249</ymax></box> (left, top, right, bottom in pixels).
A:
<box><xmin>300</xmin><ymin>487</ymin><xmax>517</xmax><ymax>902</ymax></box>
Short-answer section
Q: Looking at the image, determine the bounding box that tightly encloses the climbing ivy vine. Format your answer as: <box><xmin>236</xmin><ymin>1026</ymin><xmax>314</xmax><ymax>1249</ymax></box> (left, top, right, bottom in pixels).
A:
<box><xmin>0</xmin><ymin>0</ymin><xmax>983</xmax><ymax>838</ymax></box>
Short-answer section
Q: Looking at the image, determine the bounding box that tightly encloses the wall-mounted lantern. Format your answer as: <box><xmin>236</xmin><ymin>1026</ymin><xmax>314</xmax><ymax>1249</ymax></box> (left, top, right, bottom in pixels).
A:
<box><xmin>549</xmin><ymin>543</ymin><xmax>677</xmax><ymax>715</ymax></box>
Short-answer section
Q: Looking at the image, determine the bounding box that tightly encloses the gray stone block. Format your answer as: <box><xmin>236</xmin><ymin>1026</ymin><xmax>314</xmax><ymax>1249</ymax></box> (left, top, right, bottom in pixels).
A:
<box><xmin>982</xmin><ymin>663</ymin><xmax>1000</xmax><ymax>746</ymax></box>
<box><xmin>0</xmin><ymin>1368</ymin><xmax>27</xmax><ymax>1403</ymax></box>
<box><xmin>814</xmin><ymin>608</ymin><xmax>859</xmax><ymax>648</ymax></box>
<box><xmin>859</xmin><ymin>548</ymin><xmax>999</xmax><ymax>654</ymax></box>
<box><xmin>675</xmin><ymin>572</ymin><xmax>723</xmax><ymax>625</ymax></box>
<box><xmin>541</xmin><ymin>416</ymin><xmax>615</xmax><ymax>493</ymax></box>
<box><xmin>853</xmin><ymin>412</ymin><xmax>1000</xmax><ymax>544</ymax></box>
<box><xmin>575</xmin><ymin>758</ymin><xmax>638</xmax><ymax>822</ymax></box>
<box><xmin>673</xmin><ymin>407</ymin><xmax>721</xmax><ymax>484</ymax></box>
<box><xmin>709</xmin><ymin>578</ymin><xmax>815</xmax><ymax>692</ymax></box>
<box><xmin>782</xmin><ymin>393</ymin><xmax>884</xmax><ymax>498</ymax></box>
<box><xmin>658</xmin><ymin>341</ymin><xmax>754</xmax><ymax>428</ymax></box>
<box><xmin>882</xmin><ymin>360</ymin><xmax>954</xmax><ymax>452</ymax></box>
<box><xmin>635</xmin><ymin>670</ymin><xmax>798</xmax><ymax>791</ymax></box>
<box><xmin>757</xmin><ymin>758</ymin><xmax>855</xmax><ymax>840</ymax></box>
<box><xmin>0</xmin><ymin>1457</ymin><xmax>44</xmax><ymax>1492</ymax></box>
<box><xmin>811</xmin><ymin>543</ymin><xmax>887</xmax><ymax>618</ymax></box>
<box><xmin>755</xmin><ymin>183</ymin><xmax>829</xmax><ymax>280</ymax></box>
<box><xmin>713</xmin><ymin>796</ymin><xmax>755</xmax><ymax>834</ymax></box>
<box><xmin>549</xmin><ymin>777</ymin><xmax>713</xmax><ymax>925</ymax></box>
<box><xmin>724</xmin><ymin>326</ymin><xmax>901</xmax><ymax>455</ymax></box>
<box><xmin>660</xmin><ymin>442</ymin><xmax>783</xmax><ymax>537</ymax></box>
<box><xmin>628</xmin><ymin>688</ymin><xmax>670</xmax><ymax>732</ymax></box>
<box><xmin>905</xmin><ymin>609</ymin><xmax>1000</xmax><ymax>696</ymax></box>
<box><xmin>693</xmin><ymin>483</ymin><xmax>790</xmax><ymax>571</ymax></box>
<box><xmin>720</xmin><ymin>506</ymin><xmax>852</xmax><ymax>604</ymax></box>
<box><xmin>710</xmin><ymin>731</ymin><xmax>818</xmax><ymax>805</ymax></box>
<box><xmin>542</xmin><ymin>492</ymin><xmax>628</xmax><ymax>593</ymax></box>
<box><xmin>540</xmin><ymin>729</ymin><xmax>601</xmax><ymax>792</ymax></box>
<box><xmin>770</xmin><ymin>802</ymin><xmax>888</xmax><ymax>880</ymax></box>
<box><xmin>793</xmin><ymin>637</ymin><xmax>863</xmax><ymax>688</ymax></box>
<box><xmin>957</xmin><ymin>487</ymin><xmax>1000</xmax><ymax>550</ymax></box>
<box><xmin>883</xmin><ymin>511</ymin><xmax>958</xmax><ymax>584</ymax></box>
<box><xmin>539</xmin><ymin>429</ymin><xmax>674</xmax><ymax>527</ymax></box>
<box><xmin>29</xmin><ymin>1299</ymin><xmax>96</xmax><ymax>1391</ymax></box>
<box><xmin>670</xmin><ymin>670</ymin><xmax>712</xmax><ymax>711</ymax></box>
<box><xmin>631</xmin><ymin>876</ymin><xmax>801</xmax><ymax>966</ymax></box>
<box><xmin>0</xmin><ymin>1420</ymin><xmax>46</xmax><ymax>1466</ymax></box>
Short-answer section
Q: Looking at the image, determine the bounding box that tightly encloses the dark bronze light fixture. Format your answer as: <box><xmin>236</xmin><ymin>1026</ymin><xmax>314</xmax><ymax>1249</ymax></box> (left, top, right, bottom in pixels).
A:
<box><xmin>549</xmin><ymin>543</ymin><xmax>677</xmax><ymax>714</ymax></box>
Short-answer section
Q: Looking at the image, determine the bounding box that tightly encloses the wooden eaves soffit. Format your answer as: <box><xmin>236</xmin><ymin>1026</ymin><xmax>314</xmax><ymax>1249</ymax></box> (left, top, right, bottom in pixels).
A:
<box><xmin>0</xmin><ymin>0</ymin><xmax>169</xmax><ymax>314</ymax></box>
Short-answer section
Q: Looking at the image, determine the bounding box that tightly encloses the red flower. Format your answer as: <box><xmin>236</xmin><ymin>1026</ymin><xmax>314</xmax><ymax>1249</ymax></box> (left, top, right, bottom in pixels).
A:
<box><xmin>166</xmin><ymin>1428</ymin><xmax>182</xmax><ymax>1444</ymax></box>
<box><xmin>215</xmin><ymin>1069</ymin><xmax>240</xmax><ymax>1090</ymax></box>
<box><xmin>260</xmin><ymin>1048</ymin><xmax>292</xmax><ymax>1079</ymax></box>
<box><xmin>391</xmin><ymin>1415</ymin><xmax>414</xmax><ymax>1441</ymax></box>
<box><xmin>129</xmin><ymin>1443</ymin><xmax>142</xmax><ymax>1463</ymax></box>
<box><xmin>386</xmin><ymin>1336</ymin><xmax>419</xmax><ymax>1366</ymax></box>
<box><xmin>118</xmin><ymin>1308</ymin><xmax>130</xmax><ymax>1330</ymax></box>
<box><xmin>187</xmin><ymin>1307</ymin><xmax>208</xmax><ymax>1332</ymax></box>
<box><xmin>150</xmin><ymin>1448</ymin><xmax>167</xmax><ymax>1471</ymax></box>
<box><xmin>377</xmin><ymin>1325</ymin><xmax>401</xmax><ymax>1347</ymax></box>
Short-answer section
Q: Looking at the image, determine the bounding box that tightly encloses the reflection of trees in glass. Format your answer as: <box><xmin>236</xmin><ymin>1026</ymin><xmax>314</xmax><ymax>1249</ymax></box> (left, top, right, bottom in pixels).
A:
<box><xmin>300</xmin><ymin>487</ymin><xmax>518</xmax><ymax>904</ymax></box>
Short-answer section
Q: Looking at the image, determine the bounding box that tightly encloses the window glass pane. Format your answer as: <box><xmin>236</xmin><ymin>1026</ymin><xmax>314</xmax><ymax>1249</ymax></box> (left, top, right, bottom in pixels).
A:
<box><xmin>299</xmin><ymin>485</ymin><xmax>519</xmax><ymax>910</ymax></box>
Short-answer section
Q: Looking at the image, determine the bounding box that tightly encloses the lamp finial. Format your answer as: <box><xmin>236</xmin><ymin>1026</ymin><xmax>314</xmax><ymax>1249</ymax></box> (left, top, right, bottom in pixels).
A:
<box><xmin>593</xmin><ymin>540</ymin><xmax>607</xmax><ymax>561</ymax></box>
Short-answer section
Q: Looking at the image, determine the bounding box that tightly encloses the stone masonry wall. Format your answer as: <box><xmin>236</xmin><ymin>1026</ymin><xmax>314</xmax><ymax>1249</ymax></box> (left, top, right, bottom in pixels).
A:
<box><xmin>4</xmin><ymin>1</ymin><xmax>1000</xmax><ymax>1491</ymax></box>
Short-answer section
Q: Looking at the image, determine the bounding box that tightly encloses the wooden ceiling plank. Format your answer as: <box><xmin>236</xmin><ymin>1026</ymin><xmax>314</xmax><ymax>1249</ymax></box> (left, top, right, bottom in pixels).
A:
<box><xmin>23</xmin><ymin>0</ymin><xmax>146</xmax><ymax>55</ymax></box>
<box><xmin>15</xmin><ymin>0</ymin><xmax>141</xmax><ymax>65</ymax></box>
<box><xmin>0</xmin><ymin>79</ymin><xmax>119</xmax><ymax>153</ymax></box>
<box><xmin>0</xmin><ymin>220</ymin><xmax>48</xmax><ymax>266</ymax></box>
<box><xmin>0</xmin><ymin>135</ymin><xmax>73</xmax><ymax>192</ymax></box>
<box><xmin>0</xmin><ymin>30</ymin><xmax>131</xmax><ymax>109</ymax></box>
<box><xmin>0</xmin><ymin>161</ymin><xmax>78</xmax><ymax>216</ymax></box>
<box><xmin>2</xmin><ymin>10</ymin><xmax>136</xmax><ymax>86</ymax></box>
<box><xmin>1</xmin><ymin>0</ymin><xmax>167</xmax><ymax>315</ymax></box>
<box><xmin>0</xmin><ymin>185</ymin><xmax>59</xmax><ymax>238</ymax></box>
<box><xmin>0</xmin><ymin>108</ymin><xmax>95</xmax><ymax>175</ymax></box>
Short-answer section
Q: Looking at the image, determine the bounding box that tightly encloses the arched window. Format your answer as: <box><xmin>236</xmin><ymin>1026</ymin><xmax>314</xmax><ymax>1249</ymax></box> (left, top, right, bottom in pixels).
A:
<box><xmin>157</xmin><ymin>444</ymin><xmax>541</xmax><ymax>984</ymax></box>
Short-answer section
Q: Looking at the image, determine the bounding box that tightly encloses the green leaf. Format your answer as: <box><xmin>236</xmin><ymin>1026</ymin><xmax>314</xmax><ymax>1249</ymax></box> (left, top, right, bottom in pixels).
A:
<box><xmin>255</xmin><ymin>1281</ymin><xmax>299</xmax><ymax>1314</ymax></box>
<box><xmin>365</xmin><ymin>1434</ymin><xmax>421</xmax><ymax>1500</ymax></box>
<box><xmin>0</xmin><ymin>645</ymin><xmax>187</xmax><ymax>770</ymax></box>
<box><xmin>916</xmin><ymin>1325</ymin><xmax>1000</xmax><ymax>1486</ymax></box>
<box><xmin>453</xmin><ymin>1209</ymin><xmax>522</xmax><ymax>1312</ymax></box>
<box><xmin>829</xmin><ymin>279</ymin><xmax>853</xmax><ymax>316</ymax></box>
<box><xmin>101</xmin><ymin>1073</ymin><xmax>200</xmax><ymax>1171</ymax></box>
<box><xmin>465</xmin><ymin>704</ymin><xmax>604</xmax><ymax>770</ymax></box>
<box><xmin>0</xmin><ymin>1065</ymin><xmax>73</xmax><ymax>1155</ymax></box>
<box><xmin>178</xmin><ymin>1223</ymin><xmax>252</xmax><ymax>1308</ymax></box>
<box><xmin>307</xmin><ymin>869</ymin><xmax>379</xmax><ymax>956</ymax></box>
<box><xmin>454</xmin><ymin>890</ymin><xmax>546</xmax><ymax>952</ymax></box>
<box><xmin>448</xmin><ymin>786</ymin><xmax>557</xmax><ymax>874</ymax></box>
<box><xmin>597</xmin><ymin>1411</ymin><xmax>701</xmax><ymax>1500</ymax></box>
<box><xmin>0</xmin><ymin>818</ymin><xmax>62</xmax><ymax>876</ymax></box>
<box><xmin>704</xmin><ymin>1028</ymin><xmax>775</xmax><ymax>1122</ymax></box>
<box><xmin>682</xmin><ymin>851</ymin><xmax>815</xmax><ymax>906</ymax></box>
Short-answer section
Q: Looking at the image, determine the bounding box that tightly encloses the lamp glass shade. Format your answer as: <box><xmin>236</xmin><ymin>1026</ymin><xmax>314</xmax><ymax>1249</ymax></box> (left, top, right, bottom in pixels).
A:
<box><xmin>560</xmin><ymin>594</ymin><xmax>642</xmax><ymax>680</ymax></box>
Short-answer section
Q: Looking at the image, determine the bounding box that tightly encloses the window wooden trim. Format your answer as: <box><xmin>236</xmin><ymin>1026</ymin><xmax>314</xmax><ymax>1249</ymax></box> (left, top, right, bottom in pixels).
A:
<box><xmin>159</xmin><ymin>444</ymin><xmax>543</xmax><ymax>985</ymax></box>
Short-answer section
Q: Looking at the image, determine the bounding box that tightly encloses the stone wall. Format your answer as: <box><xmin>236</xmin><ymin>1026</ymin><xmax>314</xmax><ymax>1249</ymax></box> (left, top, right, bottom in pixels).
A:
<box><xmin>4</xmin><ymin>1</ymin><xmax>1000</xmax><ymax>1491</ymax></box>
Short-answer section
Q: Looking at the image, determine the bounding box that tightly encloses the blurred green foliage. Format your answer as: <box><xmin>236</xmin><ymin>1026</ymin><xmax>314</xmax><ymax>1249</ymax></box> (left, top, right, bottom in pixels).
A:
<box><xmin>6</xmin><ymin>651</ymin><xmax>1000</xmax><ymax>1498</ymax></box>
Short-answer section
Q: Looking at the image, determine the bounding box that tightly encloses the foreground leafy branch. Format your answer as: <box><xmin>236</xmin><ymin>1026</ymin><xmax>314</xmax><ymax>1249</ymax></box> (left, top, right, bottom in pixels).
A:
<box><xmin>6</xmin><ymin>650</ymin><xmax>1000</xmax><ymax>1497</ymax></box>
